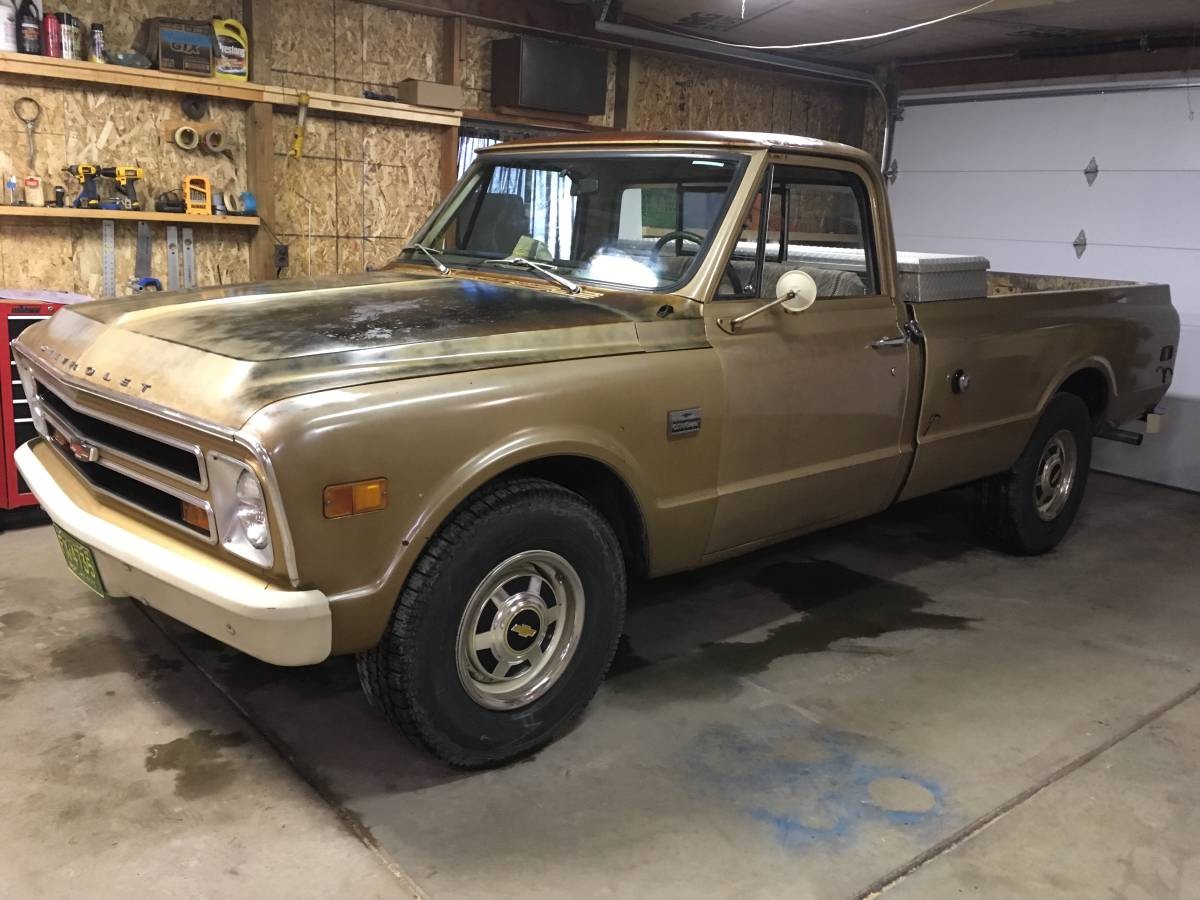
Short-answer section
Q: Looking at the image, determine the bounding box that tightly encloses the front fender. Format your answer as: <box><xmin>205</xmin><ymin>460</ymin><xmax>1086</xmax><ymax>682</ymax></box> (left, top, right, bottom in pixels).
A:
<box><xmin>246</xmin><ymin>349</ymin><xmax>725</xmax><ymax>654</ymax></box>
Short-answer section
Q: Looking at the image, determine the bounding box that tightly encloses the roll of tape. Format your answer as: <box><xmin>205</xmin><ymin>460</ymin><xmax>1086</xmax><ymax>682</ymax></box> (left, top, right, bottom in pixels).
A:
<box><xmin>174</xmin><ymin>126</ymin><xmax>200</xmax><ymax>151</ymax></box>
<box><xmin>224</xmin><ymin>191</ymin><xmax>242</xmax><ymax>214</ymax></box>
<box><xmin>203</xmin><ymin>129</ymin><xmax>225</xmax><ymax>153</ymax></box>
<box><xmin>180</xmin><ymin>94</ymin><xmax>209</xmax><ymax>121</ymax></box>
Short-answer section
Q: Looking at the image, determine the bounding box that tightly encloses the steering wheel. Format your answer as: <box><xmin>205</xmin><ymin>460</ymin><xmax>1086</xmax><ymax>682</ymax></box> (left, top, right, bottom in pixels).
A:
<box><xmin>652</xmin><ymin>230</ymin><xmax>745</xmax><ymax>297</ymax></box>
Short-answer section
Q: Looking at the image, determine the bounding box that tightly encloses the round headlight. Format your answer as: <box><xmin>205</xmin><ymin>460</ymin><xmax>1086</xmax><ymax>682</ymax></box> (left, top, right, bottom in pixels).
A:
<box><xmin>234</xmin><ymin>469</ymin><xmax>271</xmax><ymax>550</ymax></box>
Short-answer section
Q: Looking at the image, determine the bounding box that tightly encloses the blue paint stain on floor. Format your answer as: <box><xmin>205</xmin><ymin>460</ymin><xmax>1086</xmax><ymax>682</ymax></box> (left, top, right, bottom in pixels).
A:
<box><xmin>683</xmin><ymin>715</ymin><xmax>947</xmax><ymax>850</ymax></box>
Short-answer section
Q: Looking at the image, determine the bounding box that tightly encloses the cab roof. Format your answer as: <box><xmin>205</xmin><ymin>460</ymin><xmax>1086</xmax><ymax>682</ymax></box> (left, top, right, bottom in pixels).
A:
<box><xmin>477</xmin><ymin>130</ymin><xmax>876</xmax><ymax>168</ymax></box>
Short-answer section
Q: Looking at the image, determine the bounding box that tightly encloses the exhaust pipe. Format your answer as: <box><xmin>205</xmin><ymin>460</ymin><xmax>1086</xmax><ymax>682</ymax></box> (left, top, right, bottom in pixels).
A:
<box><xmin>1098</xmin><ymin>428</ymin><xmax>1144</xmax><ymax>447</ymax></box>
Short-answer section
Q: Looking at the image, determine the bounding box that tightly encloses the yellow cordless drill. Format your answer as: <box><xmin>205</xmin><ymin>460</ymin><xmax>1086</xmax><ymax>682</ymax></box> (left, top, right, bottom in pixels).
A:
<box><xmin>64</xmin><ymin>164</ymin><xmax>101</xmax><ymax>209</ymax></box>
<box><xmin>101</xmin><ymin>166</ymin><xmax>144</xmax><ymax>211</ymax></box>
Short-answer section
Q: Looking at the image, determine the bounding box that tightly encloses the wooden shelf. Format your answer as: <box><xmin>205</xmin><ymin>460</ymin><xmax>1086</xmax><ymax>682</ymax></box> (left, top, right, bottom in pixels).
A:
<box><xmin>0</xmin><ymin>52</ymin><xmax>462</xmax><ymax>128</ymax></box>
<box><xmin>262</xmin><ymin>86</ymin><xmax>461</xmax><ymax>127</ymax></box>
<box><xmin>0</xmin><ymin>206</ymin><xmax>261</xmax><ymax>227</ymax></box>
<box><xmin>0</xmin><ymin>52</ymin><xmax>266</xmax><ymax>102</ymax></box>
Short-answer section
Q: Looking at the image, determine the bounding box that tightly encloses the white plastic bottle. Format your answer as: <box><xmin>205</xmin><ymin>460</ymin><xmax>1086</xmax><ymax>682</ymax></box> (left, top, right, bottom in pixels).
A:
<box><xmin>0</xmin><ymin>0</ymin><xmax>18</xmax><ymax>53</ymax></box>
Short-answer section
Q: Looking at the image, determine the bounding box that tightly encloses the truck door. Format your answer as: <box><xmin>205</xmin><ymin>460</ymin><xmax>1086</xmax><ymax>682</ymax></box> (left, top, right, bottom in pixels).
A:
<box><xmin>703</xmin><ymin>158</ymin><xmax>919</xmax><ymax>555</ymax></box>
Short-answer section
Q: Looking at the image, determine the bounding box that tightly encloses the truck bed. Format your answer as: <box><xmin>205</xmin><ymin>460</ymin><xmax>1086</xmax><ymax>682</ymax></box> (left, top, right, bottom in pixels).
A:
<box><xmin>899</xmin><ymin>276</ymin><xmax>1178</xmax><ymax>500</ymax></box>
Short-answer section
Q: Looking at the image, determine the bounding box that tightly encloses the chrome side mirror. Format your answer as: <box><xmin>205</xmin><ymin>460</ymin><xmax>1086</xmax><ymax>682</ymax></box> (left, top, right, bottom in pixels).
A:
<box><xmin>718</xmin><ymin>270</ymin><xmax>818</xmax><ymax>334</ymax></box>
<box><xmin>775</xmin><ymin>270</ymin><xmax>818</xmax><ymax>313</ymax></box>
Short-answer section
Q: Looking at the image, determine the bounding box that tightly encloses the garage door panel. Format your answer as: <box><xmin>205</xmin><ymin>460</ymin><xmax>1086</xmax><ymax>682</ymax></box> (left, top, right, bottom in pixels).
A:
<box><xmin>893</xmin><ymin>87</ymin><xmax>1197</xmax><ymax>489</ymax></box>
<box><xmin>899</xmin><ymin>93</ymin><xmax>1200</xmax><ymax>172</ymax></box>
<box><xmin>891</xmin><ymin>171</ymin><xmax>1200</xmax><ymax>249</ymax></box>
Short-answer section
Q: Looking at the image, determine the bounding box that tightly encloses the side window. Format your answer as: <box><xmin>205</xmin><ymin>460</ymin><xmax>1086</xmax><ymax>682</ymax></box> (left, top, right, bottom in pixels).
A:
<box><xmin>716</xmin><ymin>179</ymin><xmax>772</xmax><ymax>299</ymax></box>
<box><xmin>731</xmin><ymin>164</ymin><xmax>878</xmax><ymax>300</ymax></box>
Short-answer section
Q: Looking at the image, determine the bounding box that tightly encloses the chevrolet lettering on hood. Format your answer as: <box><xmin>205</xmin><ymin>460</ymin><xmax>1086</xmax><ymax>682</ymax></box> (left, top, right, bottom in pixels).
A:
<box><xmin>40</xmin><ymin>344</ymin><xmax>153</xmax><ymax>394</ymax></box>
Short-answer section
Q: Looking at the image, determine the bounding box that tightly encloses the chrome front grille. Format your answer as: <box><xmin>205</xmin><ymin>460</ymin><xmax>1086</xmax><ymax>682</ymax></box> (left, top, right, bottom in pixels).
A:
<box><xmin>34</xmin><ymin>379</ymin><xmax>215</xmax><ymax>542</ymax></box>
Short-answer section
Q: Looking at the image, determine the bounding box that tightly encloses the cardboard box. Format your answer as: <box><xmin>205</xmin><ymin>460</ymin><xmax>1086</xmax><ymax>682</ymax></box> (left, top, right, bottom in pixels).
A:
<box><xmin>393</xmin><ymin>80</ymin><xmax>466</xmax><ymax>110</ymax></box>
<box><xmin>134</xmin><ymin>18</ymin><xmax>214</xmax><ymax>77</ymax></box>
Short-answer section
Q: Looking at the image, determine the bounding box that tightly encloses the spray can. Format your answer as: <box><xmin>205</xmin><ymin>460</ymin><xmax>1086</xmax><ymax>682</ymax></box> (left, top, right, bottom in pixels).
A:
<box><xmin>89</xmin><ymin>22</ymin><xmax>104</xmax><ymax>63</ymax></box>
<box><xmin>0</xmin><ymin>1</ymin><xmax>17</xmax><ymax>54</ymax></box>
<box><xmin>41</xmin><ymin>10</ymin><xmax>60</xmax><ymax>57</ymax></box>
<box><xmin>56</xmin><ymin>12</ymin><xmax>82</xmax><ymax>60</ymax></box>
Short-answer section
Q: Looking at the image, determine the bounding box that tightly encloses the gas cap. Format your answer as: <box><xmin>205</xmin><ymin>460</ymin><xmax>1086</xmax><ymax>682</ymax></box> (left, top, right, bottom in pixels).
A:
<box><xmin>952</xmin><ymin>370</ymin><xmax>971</xmax><ymax>394</ymax></box>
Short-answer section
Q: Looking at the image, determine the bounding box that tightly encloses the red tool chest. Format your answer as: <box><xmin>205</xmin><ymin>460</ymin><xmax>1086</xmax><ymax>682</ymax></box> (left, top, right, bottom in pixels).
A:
<box><xmin>3</xmin><ymin>299</ymin><xmax>68</xmax><ymax>510</ymax></box>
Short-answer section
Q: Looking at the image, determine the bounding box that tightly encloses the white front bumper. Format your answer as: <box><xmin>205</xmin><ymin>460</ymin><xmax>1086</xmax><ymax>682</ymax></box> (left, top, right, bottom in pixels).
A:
<box><xmin>16</xmin><ymin>441</ymin><xmax>331</xmax><ymax>666</ymax></box>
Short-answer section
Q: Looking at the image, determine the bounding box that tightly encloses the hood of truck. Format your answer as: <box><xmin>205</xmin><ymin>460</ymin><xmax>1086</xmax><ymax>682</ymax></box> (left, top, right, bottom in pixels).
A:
<box><xmin>15</xmin><ymin>269</ymin><xmax>706</xmax><ymax>430</ymax></box>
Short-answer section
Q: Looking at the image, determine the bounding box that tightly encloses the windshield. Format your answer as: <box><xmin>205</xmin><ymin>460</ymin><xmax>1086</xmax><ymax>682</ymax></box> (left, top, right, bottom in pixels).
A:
<box><xmin>411</xmin><ymin>151</ymin><xmax>750</xmax><ymax>291</ymax></box>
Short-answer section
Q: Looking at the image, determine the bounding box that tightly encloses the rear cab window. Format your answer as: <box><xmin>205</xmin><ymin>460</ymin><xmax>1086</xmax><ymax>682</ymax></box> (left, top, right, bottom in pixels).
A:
<box><xmin>721</xmin><ymin>163</ymin><xmax>880</xmax><ymax>300</ymax></box>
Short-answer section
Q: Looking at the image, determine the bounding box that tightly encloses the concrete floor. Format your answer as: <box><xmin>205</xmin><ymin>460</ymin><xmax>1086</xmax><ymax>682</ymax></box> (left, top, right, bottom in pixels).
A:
<box><xmin>2</xmin><ymin>472</ymin><xmax>1198</xmax><ymax>899</ymax></box>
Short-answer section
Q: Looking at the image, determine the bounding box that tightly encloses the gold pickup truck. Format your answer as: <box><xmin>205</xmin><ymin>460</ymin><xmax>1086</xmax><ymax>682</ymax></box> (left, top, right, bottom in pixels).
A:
<box><xmin>12</xmin><ymin>132</ymin><xmax>1179</xmax><ymax>766</ymax></box>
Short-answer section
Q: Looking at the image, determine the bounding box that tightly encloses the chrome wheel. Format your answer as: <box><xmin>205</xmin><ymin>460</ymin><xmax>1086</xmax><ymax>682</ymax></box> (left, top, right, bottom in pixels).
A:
<box><xmin>456</xmin><ymin>550</ymin><xmax>585</xmax><ymax>711</ymax></box>
<box><xmin>1034</xmin><ymin>429</ymin><xmax>1078</xmax><ymax>522</ymax></box>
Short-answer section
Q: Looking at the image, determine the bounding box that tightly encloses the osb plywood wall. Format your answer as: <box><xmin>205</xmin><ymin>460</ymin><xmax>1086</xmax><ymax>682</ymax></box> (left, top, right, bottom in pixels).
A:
<box><xmin>269</xmin><ymin>2</ymin><xmax>616</xmax><ymax>277</ymax></box>
<box><xmin>0</xmin><ymin>78</ymin><xmax>249</xmax><ymax>295</ymax></box>
<box><xmin>270</xmin><ymin>1</ymin><xmax>448</xmax><ymax>275</ymax></box>
<box><xmin>630</xmin><ymin>52</ymin><xmax>872</xmax><ymax>149</ymax></box>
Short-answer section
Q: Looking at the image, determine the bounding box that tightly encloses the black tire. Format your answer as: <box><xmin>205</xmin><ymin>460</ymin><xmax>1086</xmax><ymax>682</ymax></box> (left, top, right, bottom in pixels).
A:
<box><xmin>980</xmin><ymin>393</ymin><xmax>1093</xmax><ymax>556</ymax></box>
<box><xmin>357</xmin><ymin>477</ymin><xmax>626</xmax><ymax>768</ymax></box>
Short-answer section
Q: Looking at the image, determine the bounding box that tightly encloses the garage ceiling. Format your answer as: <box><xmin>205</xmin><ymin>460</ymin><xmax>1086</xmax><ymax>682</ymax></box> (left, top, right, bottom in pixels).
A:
<box><xmin>617</xmin><ymin>0</ymin><xmax>1200</xmax><ymax>65</ymax></box>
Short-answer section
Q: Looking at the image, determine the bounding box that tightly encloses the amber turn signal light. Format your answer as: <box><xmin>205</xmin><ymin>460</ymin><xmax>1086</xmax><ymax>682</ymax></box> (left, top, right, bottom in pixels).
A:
<box><xmin>180</xmin><ymin>500</ymin><xmax>211</xmax><ymax>533</ymax></box>
<box><xmin>324</xmin><ymin>478</ymin><xmax>389</xmax><ymax>519</ymax></box>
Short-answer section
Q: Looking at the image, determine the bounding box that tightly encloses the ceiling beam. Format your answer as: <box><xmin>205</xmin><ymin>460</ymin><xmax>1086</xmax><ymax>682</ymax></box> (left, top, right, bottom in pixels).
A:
<box><xmin>901</xmin><ymin>44</ymin><xmax>1200</xmax><ymax>90</ymax></box>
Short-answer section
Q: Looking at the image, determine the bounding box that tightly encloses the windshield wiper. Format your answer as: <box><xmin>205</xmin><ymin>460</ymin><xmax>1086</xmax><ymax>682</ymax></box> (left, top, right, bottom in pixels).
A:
<box><xmin>400</xmin><ymin>243</ymin><xmax>451</xmax><ymax>275</ymax></box>
<box><xmin>482</xmin><ymin>257</ymin><xmax>581</xmax><ymax>294</ymax></box>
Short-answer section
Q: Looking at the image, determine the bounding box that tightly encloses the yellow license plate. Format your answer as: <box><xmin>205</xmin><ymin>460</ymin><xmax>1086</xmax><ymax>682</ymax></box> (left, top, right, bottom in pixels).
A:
<box><xmin>53</xmin><ymin>526</ymin><xmax>106</xmax><ymax>597</ymax></box>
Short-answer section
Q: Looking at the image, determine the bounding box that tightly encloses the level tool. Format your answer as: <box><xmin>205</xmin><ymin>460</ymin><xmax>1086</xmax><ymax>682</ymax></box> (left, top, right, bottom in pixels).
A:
<box><xmin>101</xmin><ymin>219</ymin><xmax>116</xmax><ymax>298</ymax></box>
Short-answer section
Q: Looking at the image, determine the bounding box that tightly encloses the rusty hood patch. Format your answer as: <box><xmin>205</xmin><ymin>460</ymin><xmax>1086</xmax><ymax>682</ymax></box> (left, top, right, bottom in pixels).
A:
<box><xmin>17</xmin><ymin>270</ymin><xmax>708</xmax><ymax>430</ymax></box>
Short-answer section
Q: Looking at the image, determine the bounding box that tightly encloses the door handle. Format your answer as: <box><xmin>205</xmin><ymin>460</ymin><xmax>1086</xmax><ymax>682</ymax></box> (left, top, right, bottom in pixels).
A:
<box><xmin>869</xmin><ymin>334</ymin><xmax>909</xmax><ymax>349</ymax></box>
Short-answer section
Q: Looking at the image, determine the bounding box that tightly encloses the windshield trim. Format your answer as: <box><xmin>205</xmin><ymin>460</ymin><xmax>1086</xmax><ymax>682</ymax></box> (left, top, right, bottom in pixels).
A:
<box><xmin>410</xmin><ymin>148</ymin><xmax>753</xmax><ymax>296</ymax></box>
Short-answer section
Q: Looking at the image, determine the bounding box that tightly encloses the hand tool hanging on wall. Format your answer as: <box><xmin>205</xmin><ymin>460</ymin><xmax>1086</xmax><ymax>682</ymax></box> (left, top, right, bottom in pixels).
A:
<box><xmin>181</xmin><ymin>227</ymin><xmax>196</xmax><ymax>290</ymax></box>
<box><xmin>65</xmin><ymin>164</ymin><xmax>101</xmax><ymax>208</ymax></box>
<box><xmin>166</xmin><ymin>226</ymin><xmax>181</xmax><ymax>291</ymax></box>
<box><xmin>14</xmin><ymin>97</ymin><xmax>40</xmax><ymax>170</ymax></box>
<box><xmin>288</xmin><ymin>93</ymin><xmax>311</xmax><ymax>160</ymax></box>
<box><xmin>130</xmin><ymin>222</ymin><xmax>162</xmax><ymax>293</ymax></box>
<box><xmin>100</xmin><ymin>166</ymin><xmax>143</xmax><ymax>210</ymax></box>
<box><xmin>101</xmin><ymin>219</ymin><xmax>117</xmax><ymax>298</ymax></box>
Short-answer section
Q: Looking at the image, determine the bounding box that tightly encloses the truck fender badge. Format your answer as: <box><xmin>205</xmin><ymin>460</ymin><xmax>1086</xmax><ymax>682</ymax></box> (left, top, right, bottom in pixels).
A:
<box><xmin>668</xmin><ymin>407</ymin><xmax>702</xmax><ymax>438</ymax></box>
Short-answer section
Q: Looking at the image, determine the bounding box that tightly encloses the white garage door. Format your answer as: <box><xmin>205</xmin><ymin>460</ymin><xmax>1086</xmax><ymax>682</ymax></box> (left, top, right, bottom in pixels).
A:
<box><xmin>889</xmin><ymin>82</ymin><xmax>1199</xmax><ymax>492</ymax></box>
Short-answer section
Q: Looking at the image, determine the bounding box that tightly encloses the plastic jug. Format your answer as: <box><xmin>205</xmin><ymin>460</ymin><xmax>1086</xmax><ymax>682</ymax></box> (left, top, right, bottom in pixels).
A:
<box><xmin>211</xmin><ymin>17</ymin><xmax>248</xmax><ymax>81</ymax></box>
<box><xmin>0</xmin><ymin>0</ymin><xmax>17</xmax><ymax>53</ymax></box>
